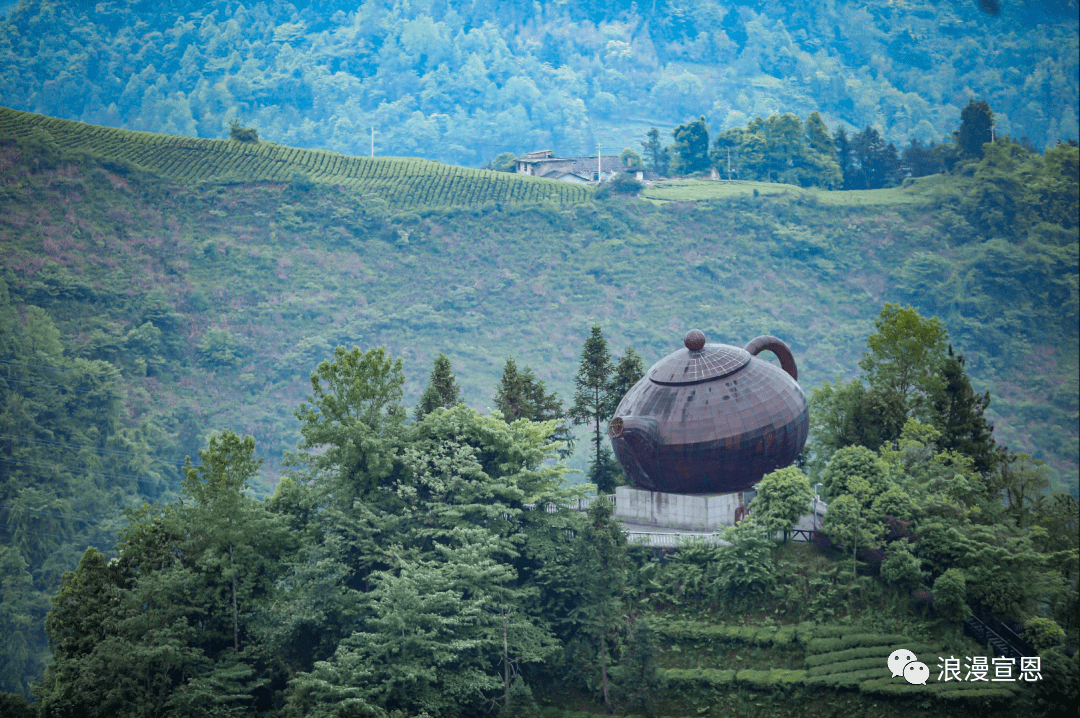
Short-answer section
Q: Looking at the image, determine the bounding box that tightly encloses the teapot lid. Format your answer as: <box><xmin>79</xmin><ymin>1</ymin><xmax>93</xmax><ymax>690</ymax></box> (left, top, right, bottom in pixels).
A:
<box><xmin>647</xmin><ymin>330</ymin><xmax>751</xmax><ymax>385</ymax></box>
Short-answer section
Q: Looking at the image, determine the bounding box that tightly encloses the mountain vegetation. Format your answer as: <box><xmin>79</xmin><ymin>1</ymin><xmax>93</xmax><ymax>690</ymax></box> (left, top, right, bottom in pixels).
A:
<box><xmin>0</xmin><ymin>0</ymin><xmax>1076</xmax><ymax>167</ymax></box>
<box><xmin>0</xmin><ymin>94</ymin><xmax>1077</xmax><ymax>715</ymax></box>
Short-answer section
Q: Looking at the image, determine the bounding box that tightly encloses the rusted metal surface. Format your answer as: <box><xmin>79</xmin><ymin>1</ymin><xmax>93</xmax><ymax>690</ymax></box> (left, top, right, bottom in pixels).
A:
<box><xmin>609</xmin><ymin>330</ymin><xmax>809</xmax><ymax>494</ymax></box>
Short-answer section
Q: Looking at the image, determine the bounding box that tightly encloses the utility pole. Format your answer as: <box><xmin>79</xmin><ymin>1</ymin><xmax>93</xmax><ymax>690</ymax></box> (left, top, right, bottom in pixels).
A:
<box><xmin>596</xmin><ymin>142</ymin><xmax>602</xmax><ymax>183</ymax></box>
<box><xmin>371</xmin><ymin>127</ymin><xmax>375</xmax><ymax>157</ymax></box>
<box><xmin>727</xmin><ymin>147</ymin><xmax>732</xmax><ymax>181</ymax></box>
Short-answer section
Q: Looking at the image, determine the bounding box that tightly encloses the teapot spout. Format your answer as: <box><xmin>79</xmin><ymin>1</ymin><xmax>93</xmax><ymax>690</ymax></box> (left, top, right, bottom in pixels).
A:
<box><xmin>744</xmin><ymin>335</ymin><xmax>798</xmax><ymax>381</ymax></box>
<box><xmin>608</xmin><ymin>416</ymin><xmax>660</xmax><ymax>490</ymax></box>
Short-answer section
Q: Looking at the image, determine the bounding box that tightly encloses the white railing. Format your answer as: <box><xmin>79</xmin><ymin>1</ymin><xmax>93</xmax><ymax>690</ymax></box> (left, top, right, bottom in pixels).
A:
<box><xmin>524</xmin><ymin>494</ymin><xmax>617</xmax><ymax>513</ymax></box>
<box><xmin>626</xmin><ymin>532</ymin><xmax>729</xmax><ymax>547</ymax></box>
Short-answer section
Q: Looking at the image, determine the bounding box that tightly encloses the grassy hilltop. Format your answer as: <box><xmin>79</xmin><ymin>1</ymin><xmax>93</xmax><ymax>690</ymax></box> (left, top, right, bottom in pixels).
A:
<box><xmin>0</xmin><ymin>107</ymin><xmax>1077</xmax><ymax>715</ymax></box>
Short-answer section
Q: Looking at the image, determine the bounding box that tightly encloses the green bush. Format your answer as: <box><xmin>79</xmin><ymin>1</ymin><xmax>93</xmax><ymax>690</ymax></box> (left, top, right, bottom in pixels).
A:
<box><xmin>807</xmin><ymin>656</ymin><xmax>888</xmax><ymax>677</ymax></box>
<box><xmin>805</xmin><ymin>667</ymin><xmax>889</xmax><ymax>686</ymax></box>
<box><xmin>735</xmin><ymin>668</ymin><xmax>807</xmax><ymax>689</ymax></box>
<box><xmin>1023</xmin><ymin>617</ymin><xmax>1066</xmax><ymax>652</ymax></box>
<box><xmin>805</xmin><ymin>643</ymin><xmax>941</xmax><ymax>667</ymax></box>
<box><xmin>806</xmin><ymin>633</ymin><xmax>913</xmax><ymax>654</ymax></box>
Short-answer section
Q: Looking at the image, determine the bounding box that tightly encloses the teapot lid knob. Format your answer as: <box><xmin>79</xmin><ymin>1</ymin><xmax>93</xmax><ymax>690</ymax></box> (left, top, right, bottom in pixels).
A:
<box><xmin>684</xmin><ymin>329</ymin><xmax>706</xmax><ymax>351</ymax></box>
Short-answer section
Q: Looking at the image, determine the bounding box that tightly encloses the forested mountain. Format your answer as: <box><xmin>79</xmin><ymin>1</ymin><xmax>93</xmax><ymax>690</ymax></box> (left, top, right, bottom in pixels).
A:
<box><xmin>0</xmin><ymin>0</ymin><xmax>1076</xmax><ymax>167</ymax></box>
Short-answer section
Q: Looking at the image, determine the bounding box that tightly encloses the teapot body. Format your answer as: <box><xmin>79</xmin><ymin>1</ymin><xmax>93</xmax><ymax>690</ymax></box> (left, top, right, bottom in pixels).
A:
<box><xmin>608</xmin><ymin>333</ymin><xmax>808</xmax><ymax>494</ymax></box>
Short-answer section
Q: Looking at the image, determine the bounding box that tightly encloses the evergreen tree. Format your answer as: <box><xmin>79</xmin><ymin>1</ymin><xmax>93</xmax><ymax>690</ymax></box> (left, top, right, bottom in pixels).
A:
<box><xmin>570</xmin><ymin>326</ymin><xmax>616</xmax><ymax>490</ymax></box>
<box><xmin>613</xmin><ymin>620</ymin><xmax>663</xmax><ymax>717</ymax></box>
<box><xmin>930</xmin><ymin>346</ymin><xmax>999</xmax><ymax>475</ymax></box>
<box><xmin>604</xmin><ymin>347</ymin><xmax>645</xmax><ymax>418</ymax></box>
<box><xmin>571</xmin><ymin>499</ymin><xmax>628</xmax><ymax>707</ymax></box>
<box><xmin>640</xmin><ymin>127</ymin><xmax>669</xmax><ymax>175</ymax></box>
<box><xmin>834</xmin><ymin>126</ymin><xmax>856</xmax><ymax>189</ymax></box>
<box><xmin>956</xmin><ymin>99</ymin><xmax>994</xmax><ymax>159</ymax></box>
<box><xmin>851</xmin><ymin>126</ymin><xmax>902</xmax><ymax>189</ymax></box>
<box><xmin>802</xmin><ymin>111</ymin><xmax>843</xmax><ymax>188</ymax></box>
<box><xmin>495</xmin><ymin>358</ymin><xmax>575</xmax><ymax>458</ymax></box>
<box><xmin>902</xmin><ymin>138</ymin><xmax>946</xmax><ymax>177</ymax></box>
<box><xmin>415</xmin><ymin>352</ymin><xmax>462</xmax><ymax>420</ymax></box>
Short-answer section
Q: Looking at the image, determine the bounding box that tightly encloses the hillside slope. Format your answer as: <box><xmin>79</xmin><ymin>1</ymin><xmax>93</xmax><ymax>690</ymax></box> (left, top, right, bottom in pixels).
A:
<box><xmin>1</xmin><ymin>107</ymin><xmax>1076</xmax><ymax>486</ymax></box>
<box><xmin>0</xmin><ymin>107</ymin><xmax>588</xmax><ymax>207</ymax></box>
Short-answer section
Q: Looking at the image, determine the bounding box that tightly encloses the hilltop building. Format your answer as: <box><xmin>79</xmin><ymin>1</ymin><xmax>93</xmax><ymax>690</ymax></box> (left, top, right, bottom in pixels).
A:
<box><xmin>515</xmin><ymin>150</ymin><xmax>645</xmax><ymax>184</ymax></box>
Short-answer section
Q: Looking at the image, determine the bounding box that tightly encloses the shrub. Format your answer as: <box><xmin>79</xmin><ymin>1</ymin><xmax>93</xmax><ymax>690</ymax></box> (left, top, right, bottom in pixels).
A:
<box><xmin>932</xmin><ymin>568</ymin><xmax>970</xmax><ymax>623</ymax></box>
<box><xmin>229</xmin><ymin>118</ymin><xmax>259</xmax><ymax>143</ymax></box>
<box><xmin>1023</xmin><ymin>617</ymin><xmax>1065</xmax><ymax>652</ymax></box>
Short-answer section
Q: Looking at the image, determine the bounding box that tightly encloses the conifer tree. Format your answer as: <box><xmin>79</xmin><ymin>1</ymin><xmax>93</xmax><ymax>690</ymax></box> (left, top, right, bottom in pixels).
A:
<box><xmin>571</xmin><ymin>498</ymin><xmax>628</xmax><ymax>707</ymax></box>
<box><xmin>614</xmin><ymin>620</ymin><xmax>663</xmax><ymax>717</ymax></box>
<box><xmin>833</xmin><ymin>126</ymin><xmax>856</xmax><ymax>189</ymax></box>
<box><xmin>415</xmin><ymin>352</ymin><xmax>462</xmax><ymax>420</ymax></box>
<box><xmin>495</xmin><ymin>358</ymin><xmax>574</xmax><ymax>458</ymax></box>
<box><xmin>570</xmin><ymin>326</ymin><xmax>617</xmax><ymax>490</ymax></box>
<box><xmin>930</xmin><ymin>346</ymin><xmax>1000</xmax><ymax>475</ymax></box>
<box><xmin>604</xmin><ymin>347</ymin><xmax>645</xmax><ymax>418</ymax></box>
<box><xmin>956</xmin><ymin>99</ymin><xmax>994</xmax><ymax>159</ymax></box>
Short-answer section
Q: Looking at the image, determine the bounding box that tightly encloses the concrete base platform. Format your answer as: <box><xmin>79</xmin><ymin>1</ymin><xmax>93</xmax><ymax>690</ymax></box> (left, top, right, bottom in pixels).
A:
<box><xmin>613</xmin><ymin>485</ymin><xmax>828</xmax><ymax>537</ymax></box>
<box><xmin>614</xmin><ymin>485</ymin><xmax>747</xmax><ymax>531</ymax></box>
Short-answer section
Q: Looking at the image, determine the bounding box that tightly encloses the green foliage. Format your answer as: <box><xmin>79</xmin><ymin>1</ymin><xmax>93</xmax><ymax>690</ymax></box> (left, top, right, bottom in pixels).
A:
<box><xmin>931</xmin><ymin>568</ymin><xmax>971</xmax><ymax>623</ymax></box>
<box><xmin>640</xmin><ymin>128</ymin><xmax>669</xmax><ymax>176</ymax></box>
<box><xmin>604</xmin><ymin>347</ymin><xmax>645</xmax><ymax>418</ymax></box>
<box><xmin>1023</xmin><ymin>617</ymin><xmax>1066</xmax><ymax>652</ymax></box>
<box><xmin>752</xmin><ymin>466</ymin><xmax>814</xmax><ymax>538</ymax></box>
<box><xmin>930</xmin><ymin>346</ymin><xmax>1000</xmax><ymax>476</ymax></box>
<box><xmin>414</xmin><ymin>352</ymin><xmax>463</xmax><ymax>420</ymax></box>
<box><xmin>956</xmin><ymin>100</ymin><xmax>994</xmax><ymax>159</ymax></box>
<box><xmin>669</xmin><ymin>117</ymin><xmax>710</xmax><ymax>175</ymax></box>
<box><xmin>197</xmin><ymin>327</ymin><xmax>242</xmax><ymax>369</ymax></box>
<box><xmin>804</xmin><ymin>633</ymin><xmax>916</xmax><ymax>654</ymax></box>
<box><xmin>611</xmin><ymin>620</ymin><xmax>663</xmax><ymax>717</ymax></box>
<box><xmin>493</xmin><ymin>357</ymin><xmax>574</xmax><ymax>459</ymax></box>
<box><xmin>821</xmin><ymin>446</ymin><xmax>891</xmax><ymax>502</ymax></box>
<box><xmin>571</xmin><ymin>499</ymin><xmax>628</xmax><ymax>706</ymax></box>
<box><xmin>570</xmin><ymin>326</ymin><xmax>618</xmax><ymax>493</ymax></box>
<box><xmin>715</xmin><ymin>518</ymin><xmax>775</xmax><ymax>600</ymax></box>
<box><xmin>291</xmin><ymin>346</ymin><xmax>407</xmax><ymax>504</ymax></box>
<box><xmin>880</xmin><ymin>539</ymin><xmax>926</xmax><ymax>588</ymax></box>
<box><xmin>595</xmin><ymin>172</ymin><xmax>644</xmax><ymax>199</ymax></box>
<box><xmin>228</xmin><ymin>118</ymin><xmax>259</xmax><ymax>144</ymax></box>
<box><xmin>859</xmin><ymin>303</ymin><xmax>948</xmax><ymax>417</ymax></box>
<box><xmin>486</xmin><ymin>151</ymin><xmax>518</xmax><ymax>172</ymax></box>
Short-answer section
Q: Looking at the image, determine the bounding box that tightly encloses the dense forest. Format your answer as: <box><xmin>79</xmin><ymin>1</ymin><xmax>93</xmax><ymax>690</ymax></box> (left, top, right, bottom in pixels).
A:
<box><xmin>0</xmin><ymin>0</ymin><xmax>1077</xmax><ymax>165</ymax></box>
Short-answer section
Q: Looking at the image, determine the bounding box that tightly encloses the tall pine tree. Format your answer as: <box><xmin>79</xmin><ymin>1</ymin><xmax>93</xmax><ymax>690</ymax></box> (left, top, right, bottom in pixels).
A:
<box><xmin>604</xmin><ymin>347</ymin><xmax>645</xmax><ymax>418</ymax></box>
<box><xmin>931</xmin><ymin>346</ymin><xmax>1000</xmax><ymax>475</ymax></box>
<box><xmin>570</xmin><ymin>326</ymin><xmax>618</xmax><ymax>492</ymax></box>
<box><xmin>495</xmin><ymin>358</ymin><xmax>574</xmax><ymax>458</ymax></box>
<box><xmin>415</xmin><ymin>352</ymin><xmax>462</xmax><ymax>420</ymax></box>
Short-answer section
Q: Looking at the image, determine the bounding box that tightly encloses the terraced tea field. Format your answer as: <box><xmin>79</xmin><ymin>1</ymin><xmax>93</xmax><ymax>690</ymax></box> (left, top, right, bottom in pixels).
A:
<box><xmin>0</xmin><ymin>106</ymin><xmax>590</xmax><ymax>208</ymax></box>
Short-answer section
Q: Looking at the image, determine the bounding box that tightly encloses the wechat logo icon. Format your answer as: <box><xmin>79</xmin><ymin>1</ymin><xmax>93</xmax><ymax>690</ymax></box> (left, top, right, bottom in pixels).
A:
<box><xmin>889</xmin><ymin>649</ymin><xmax>929</xmax><ymax>685</ymax></box>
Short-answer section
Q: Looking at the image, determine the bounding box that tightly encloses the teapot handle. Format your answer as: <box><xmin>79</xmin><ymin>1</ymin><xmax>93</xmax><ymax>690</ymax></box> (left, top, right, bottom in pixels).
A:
<box><xmin>744</xmin><ymin>335</ymin><xmax>798</xmax><ymax>381</ymax></box>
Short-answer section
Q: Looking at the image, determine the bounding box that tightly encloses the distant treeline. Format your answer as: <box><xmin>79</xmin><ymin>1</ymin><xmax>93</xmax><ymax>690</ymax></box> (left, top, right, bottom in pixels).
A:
<box><xmin>637</xmin><ymin>99</ymin><xmax>1071</xmax><ymax>189</ymax></box>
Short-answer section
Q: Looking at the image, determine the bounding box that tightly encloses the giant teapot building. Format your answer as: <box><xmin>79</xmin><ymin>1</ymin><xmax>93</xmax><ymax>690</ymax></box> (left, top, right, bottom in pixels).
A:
<box><xmin>607</xmin><ymin>330</ymin><xmax>823</xmax><ymax>533</ymax></box>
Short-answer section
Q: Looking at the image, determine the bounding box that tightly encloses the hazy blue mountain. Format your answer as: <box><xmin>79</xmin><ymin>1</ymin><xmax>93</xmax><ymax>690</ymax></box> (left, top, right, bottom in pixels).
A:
<box><xmin>0</xmin><ymin>0</ymin><xmax>1076</xmax><ymax>166</ymax></box>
